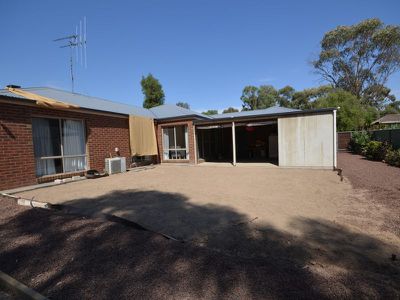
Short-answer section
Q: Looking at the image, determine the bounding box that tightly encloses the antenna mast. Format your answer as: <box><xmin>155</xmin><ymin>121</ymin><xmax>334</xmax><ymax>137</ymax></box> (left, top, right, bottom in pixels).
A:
<box><xmin>54</xmin><ymin>17</ymin><xmax>87</xmax><ymax>93</ymax></box>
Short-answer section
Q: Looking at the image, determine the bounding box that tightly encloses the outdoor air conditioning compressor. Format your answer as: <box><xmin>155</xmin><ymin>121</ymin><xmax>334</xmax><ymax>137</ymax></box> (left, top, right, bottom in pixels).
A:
<box><xmin>105</xmin><ymin>157</ymin><xmax>126</xmax><ymax>175</ymax></box>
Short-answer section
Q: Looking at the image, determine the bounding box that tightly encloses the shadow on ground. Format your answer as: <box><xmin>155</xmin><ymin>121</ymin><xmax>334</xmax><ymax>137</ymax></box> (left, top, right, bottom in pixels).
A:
<box><xmin>0</xmin><ymin>190</ymin><xmax>399</xmax><ymax>299</ymax></box>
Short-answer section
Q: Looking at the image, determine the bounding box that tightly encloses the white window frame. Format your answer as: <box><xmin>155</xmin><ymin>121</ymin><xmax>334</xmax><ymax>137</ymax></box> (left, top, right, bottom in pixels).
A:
<box><xmin>32</xmin><ymin>117</ymin><xmax>87</xmax><ymax>176</ymax></box>
<box><xmin>162</xmin><ymin>125</ymin><xmax>189</xmax><ymax>160</ymax></box>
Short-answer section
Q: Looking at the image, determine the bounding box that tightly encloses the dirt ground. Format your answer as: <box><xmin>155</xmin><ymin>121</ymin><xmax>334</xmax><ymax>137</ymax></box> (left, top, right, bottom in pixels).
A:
<box><xmin>1</xmin><ymin>152</ymin><xmax>399</xmax><ymax>298</ymax></box>
<box><xmin>12</xmin><ymin>163</ymin><xmax>361</xmax><ymax>239</ymax></box>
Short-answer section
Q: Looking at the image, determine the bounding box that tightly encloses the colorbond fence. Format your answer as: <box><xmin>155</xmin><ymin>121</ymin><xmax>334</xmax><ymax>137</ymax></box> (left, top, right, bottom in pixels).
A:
<box><xmin>337</xmin><ymin>129</ymin><xmax>400</xmax><ymax>150</ymax></box>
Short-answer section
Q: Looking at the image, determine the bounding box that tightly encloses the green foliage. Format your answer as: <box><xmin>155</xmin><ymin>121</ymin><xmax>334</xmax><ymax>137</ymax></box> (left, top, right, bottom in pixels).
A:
<box><xmin>382</xmin><ymin>101</ymin><xmax>400</xmax><ymax>115</ymax></box>
<box><xmin>141</xmin><ymin>74</ymin><xmax>165</xmax><ymax>108</ymax></box>
<box><xmin>313</xmin><ymin>90</ymin><xmax>373</xmax><ymax>131</ymax></box>
<box><xmin>385</xmin><ymin>148</ymin><xmax>400</xmax><ymax>167</ymax></box>
<box><xmin>364</xmin><ymin>141</ymin><xmax>389</xmax><ymax>161</ymax></box>
<box><xmin>313</xmin><ymin>18</ymin><xmax>400</xmax><ymax>108</ymax></box>
<box><xmin>290</xmin><ymin>86</ymin><xmax>332</xmax><ymax>109</ymax></box>
<box><xmin>240</xmin><ymin>85</ymin><xmax>279</xmax><ymax>110</ymax></box>
<box><xmin>176</xmin><ymin>102</ymin><xmax>190</xmax><ymax>109</ymax></box>
<box><xmin>202</xmin><ymin>109</ymin><xmax>218</xmax><ymax>115</ymax></box>
<box><xmin>349</xmin><ymin>131</ymin><xmax>370</xmax><ymax>154</ymax></box>
<box><xmin>277</xmin><ymin>86</ymin><xmax>295</xmax><ymax>107</ymax></box>
<box><xmin>222</xmin><ymin>107</ymin><xmax>239</xmax><ymax>114</ymax></box>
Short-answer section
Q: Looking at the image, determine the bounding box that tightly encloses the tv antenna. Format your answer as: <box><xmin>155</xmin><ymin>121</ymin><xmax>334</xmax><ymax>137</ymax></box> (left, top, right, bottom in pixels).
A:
<box><xmin>54</xmin><ymin>17</ymin><xmax>87</xmax><ymax>93</ymax></box>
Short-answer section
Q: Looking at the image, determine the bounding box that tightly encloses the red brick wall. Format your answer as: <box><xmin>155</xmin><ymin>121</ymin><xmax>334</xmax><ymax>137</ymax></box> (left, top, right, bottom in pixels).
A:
<box><xmin>0</xmin><ymin>101</ymin><xmax>130</xmax><ymax>190</ymax></box>
<box><xmin>156</xmin><ymin>120</ymin><xmax>195</xmax><ymax>164</ymax></box>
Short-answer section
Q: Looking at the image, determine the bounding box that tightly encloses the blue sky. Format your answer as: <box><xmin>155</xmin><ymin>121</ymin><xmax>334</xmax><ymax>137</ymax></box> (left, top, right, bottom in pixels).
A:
<box><xmin>1</xmin><ymin>0</ymin><xmax>399</xmax><ymax>112</ymax></box>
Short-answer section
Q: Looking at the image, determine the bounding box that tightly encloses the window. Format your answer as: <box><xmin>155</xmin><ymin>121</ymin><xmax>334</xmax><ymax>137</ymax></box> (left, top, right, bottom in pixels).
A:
<box><xmin>32</xmin><ymin>118</ymin><xmax>87</xmax><ymax>176</ymax></box>
<box><xmin>162</xmin><ymin>125</ymin><xmax>189</xmax><ymax>160</ymax></box>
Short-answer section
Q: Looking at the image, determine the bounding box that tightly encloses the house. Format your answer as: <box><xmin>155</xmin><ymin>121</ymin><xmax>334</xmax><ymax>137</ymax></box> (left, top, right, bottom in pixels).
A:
<box><xmin>0</xmin><ymin>86</ymin><xmax>337</xmax><ymax>190</ymax></box>
<box><xmin>371</xmin><ymin>114</ymin><xmax>400</xmax><ymax>128</ymax></box>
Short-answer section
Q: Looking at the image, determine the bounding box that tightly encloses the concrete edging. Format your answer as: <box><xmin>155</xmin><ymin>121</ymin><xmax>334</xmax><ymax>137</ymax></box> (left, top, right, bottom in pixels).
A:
<box><xmin>0</xmin><ymin>270</ymin><xmax>47</xmax><ymax>300</ymax></box>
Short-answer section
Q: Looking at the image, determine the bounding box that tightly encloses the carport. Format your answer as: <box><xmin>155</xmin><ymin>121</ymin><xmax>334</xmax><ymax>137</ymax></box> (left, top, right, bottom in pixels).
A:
<box><xmin>193</xmin><ymin>106</ymin><xmax>337</xmax><ymax>169</ymax></box>
<box><xmin>196</xmin><ymin>120</ymin><xmax>278</xmax><ymax>165</ymax></box>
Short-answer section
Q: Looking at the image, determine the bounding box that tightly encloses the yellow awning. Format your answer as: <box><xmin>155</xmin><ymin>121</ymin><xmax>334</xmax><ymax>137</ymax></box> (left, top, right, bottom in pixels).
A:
<box><xmin>129</xmin><ymin>115</ymin><xmax>158</xmax><ymax>156</ymax></box>
<box><xmin>6</xmin><ymin>87</ymin><xmax>79</xmax><ymax>109</ymax></box>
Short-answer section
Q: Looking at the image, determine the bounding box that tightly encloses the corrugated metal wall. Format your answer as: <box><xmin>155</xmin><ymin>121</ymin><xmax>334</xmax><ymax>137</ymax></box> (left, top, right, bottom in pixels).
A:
<box><xmin>371</xmin><ymin>129</ymin><xmax>400</xmax><ymax>149</ymax></box>
<box><xmin>278</xmin><ymin>113</ymin><xmax>335</xmax><ymax>168</ymax></box>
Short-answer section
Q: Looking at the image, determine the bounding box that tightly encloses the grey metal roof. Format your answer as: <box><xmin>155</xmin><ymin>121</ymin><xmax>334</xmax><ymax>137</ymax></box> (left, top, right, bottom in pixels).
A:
<box><xmin>150</xmin><ymin>104</ymin><xmax>211</xmax><ymax>119</ymax></box>
<box><xmin>194</xmin><ymin>107</ymin><xmax>336</xmax><ymax>124</ymax></box>
<box><xmin>210</xmin><ymin>106</ymin><xmax>300</xmax><ymax>119</ymax></box>
<box><xmin>0</xmin><ymin>87</ymin><xmax>155</xmax><ymax>118</ymax></box>
<box><xmin>1</xmin><ymin>87</ymin><xmax>324</xmax><ymax>122</ymax></box>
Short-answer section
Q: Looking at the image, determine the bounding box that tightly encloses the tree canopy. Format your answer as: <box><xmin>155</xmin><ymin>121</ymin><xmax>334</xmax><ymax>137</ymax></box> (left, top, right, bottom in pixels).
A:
<box><xmin>313</xmin><ymin>90</ymin><xmax>376</xmax><ymax>131</ymax></box>
<box><xmin>176</xmin><ymin>102</ymin><xmax>190</xmax><ymax>109</ymax></box>
<box><xmin>313</xmin><ymin>18</ymin><xmax>400</xmax><ymax>108</ymax></box>
<box><xmin>222</xmin><ymin>107</ymin><xmax>239</xmax><ymax>114</ymax></box>
<box><xmin>240</xmin><ymin>85</ymin><xmax>279</xmax><ymax>110</ymax></box>
<box><xmin>202</xmin><ymin>109</ymin><xmax>218</xmax><ymax>115</ymax></box>
<box><xmin>289</xmin><ymin>86</ymin><xmax>333</xmax><ymax>110</ymax></box>
<box><xmin>141</xmin><ymin>74</ymin><xmax>165</xmax><ymax>108</ymax></box>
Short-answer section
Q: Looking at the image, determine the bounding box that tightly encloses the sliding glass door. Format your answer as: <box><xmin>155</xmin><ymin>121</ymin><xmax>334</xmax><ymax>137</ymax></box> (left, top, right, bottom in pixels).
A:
<box><xmin>32</xmin><ymin>117</ymin><xmax>87</xmax><ymax>176</ymax></box>
<box><xmin>162</xmin><ymin>125</ymin><xmax>189</xmax><ymax>160</ymax></box>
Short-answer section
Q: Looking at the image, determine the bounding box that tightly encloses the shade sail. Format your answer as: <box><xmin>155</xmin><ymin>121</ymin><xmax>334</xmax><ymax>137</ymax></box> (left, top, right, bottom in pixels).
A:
<box><xmin>6</xmin><ymin>87</ymin><xmax>79</xmax><ymax>109</ymax></box>
<box><xmin>129</xmin><ymin>115</ymin><xmax>158</xmax><ymax>156</ymax></box>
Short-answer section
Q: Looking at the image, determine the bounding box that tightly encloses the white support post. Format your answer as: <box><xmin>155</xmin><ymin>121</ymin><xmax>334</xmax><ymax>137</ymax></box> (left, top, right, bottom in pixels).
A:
<box><xmin>333</xmin><ymin>109</ymin><xmax>337</xmax><ymax>169</ymax></box>
<box><xmin>232</xmin><ymin>121</ymin><xmax>236</xmax><ymax>166</ymax></box>
<box><xmin>193</xmin><ymin>125</ymin><xmax>198</xmax><ymax>165</ymax></box>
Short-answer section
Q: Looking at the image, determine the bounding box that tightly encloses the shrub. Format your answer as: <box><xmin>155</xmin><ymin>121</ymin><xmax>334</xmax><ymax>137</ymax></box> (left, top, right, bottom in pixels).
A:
<box><xmin>348</xmin><ymin>131</ymin><xmax>370</xmax><ymax>154</ymax></box>
<box><xmin>363</xmin><ymin>141</ymin><xmax>389</xmax><ymax>161</ymax></box>
<box><xmin>385</xmin><ymin>148</ymin><xmax>400</xmax><ymax>167</ymax></box>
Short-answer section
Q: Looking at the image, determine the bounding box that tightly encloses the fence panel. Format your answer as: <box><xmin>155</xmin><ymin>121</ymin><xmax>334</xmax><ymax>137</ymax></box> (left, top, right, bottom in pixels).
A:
<box><xmin>338</xmin><ymin>129</ymin><xmax>400</xmax><ymax>150</ymax></box>
<box><xmin>337</xmin><ymin>132</ymin><xmax>352</xmax><ymax>150</ymax></box>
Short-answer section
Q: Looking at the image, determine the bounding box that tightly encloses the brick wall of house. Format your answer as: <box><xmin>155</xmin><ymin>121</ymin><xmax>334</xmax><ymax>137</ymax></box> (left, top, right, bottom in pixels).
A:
<box><xmin>0</xmin><ymin>100</ymin><xmax>130</xmax><ymax>190</ymax></box>
<box><xmin>156</xmin><ymin>120</ymin><xmax>196</xmax><ymax>164</ymax></box>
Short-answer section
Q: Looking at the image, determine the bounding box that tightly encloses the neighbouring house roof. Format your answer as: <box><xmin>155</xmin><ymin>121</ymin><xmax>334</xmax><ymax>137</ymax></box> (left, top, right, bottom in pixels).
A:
<box><xmin>371</xmin><ymin>114</ymin><xmax>400</xmax><ymax>125</ymax></box>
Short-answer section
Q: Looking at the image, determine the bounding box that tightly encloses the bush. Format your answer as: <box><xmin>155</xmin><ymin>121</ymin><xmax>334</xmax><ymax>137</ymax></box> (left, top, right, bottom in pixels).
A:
<box><xmin>348</xmin><ymin>131</ymin><xmax>370</xmax><ymax>154</ymax></box>
<box><xmin>363</xmin><ymin>141</ymin><xmax>389</xmax><ymax>161</ymax></box>
<box><xmin>385</xmin><ymin>148</ymin><xmax>400</xmax><ymax>167</ymax></box>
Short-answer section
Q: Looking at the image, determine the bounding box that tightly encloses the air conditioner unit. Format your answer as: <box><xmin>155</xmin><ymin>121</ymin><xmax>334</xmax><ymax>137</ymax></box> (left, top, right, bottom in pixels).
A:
<box><xmin>105</xmin><ymin>157</ymin><xmax>126</xmax><ymax>175</ymax></box>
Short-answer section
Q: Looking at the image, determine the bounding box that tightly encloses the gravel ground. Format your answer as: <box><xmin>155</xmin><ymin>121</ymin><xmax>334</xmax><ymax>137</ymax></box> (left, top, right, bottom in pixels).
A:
<box><xmin>338</xmin><ymin>151</ymin><xmax>400</xmax><ymax>237</ymax></box>
<box><xmin>15</xmin><ymin>165</ymin><xmax>353</xmax><ymax>241</ymax></box>
<box><xmin>1</xmin><ymin>197</ymin><xmax>399</xmax><ymax>299</ymax></box>
<box><xmin>1</xmin><ymin>154</ymin><xmax>400</xmax><ymax>299</ymax></box>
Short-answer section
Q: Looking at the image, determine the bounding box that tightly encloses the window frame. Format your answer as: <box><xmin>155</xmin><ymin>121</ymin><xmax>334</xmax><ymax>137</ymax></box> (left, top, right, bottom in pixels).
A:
<box><xmin>32</xmin><ymin>116</ymin><xmax>87</xmax><ymax>176</ymax></box>
<box><xmin>162</xmin><ymin>125</ymin><xmax>189</xmax><ymax>160</ymax></box>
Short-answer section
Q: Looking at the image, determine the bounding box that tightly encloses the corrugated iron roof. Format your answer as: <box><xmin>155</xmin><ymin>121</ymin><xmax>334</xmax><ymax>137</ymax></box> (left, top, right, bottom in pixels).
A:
<box><xmin>150</xmin><ymin>104</ymin><xmax>211</xmax><ymax>120</ymax></box>
<box><xmin>210</xmin><ymin>106</ymin><xmax>301</xmax><ymax>119</ymax></box>
<box><xmin>0</xmin><ymin>87</ymin><xmax>155</xmax><ymax>118</ymax></box>
<box><xmin>1</xmin><ymin>87</ymin><xmax>327</xmax><ymax>122</ymax></box>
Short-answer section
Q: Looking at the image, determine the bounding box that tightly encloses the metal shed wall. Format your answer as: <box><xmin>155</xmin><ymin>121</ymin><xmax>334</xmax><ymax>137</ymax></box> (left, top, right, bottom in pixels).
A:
<box><xmin>278</xmin><ymin>113</ymin><xmax>335</xmax><ymax>168</ymax></box>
